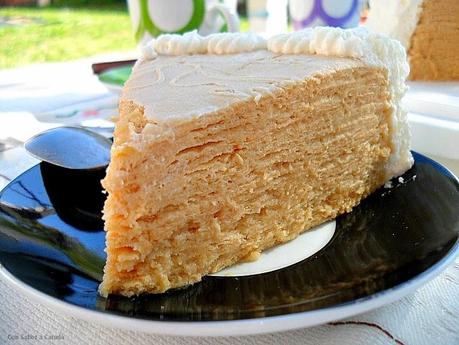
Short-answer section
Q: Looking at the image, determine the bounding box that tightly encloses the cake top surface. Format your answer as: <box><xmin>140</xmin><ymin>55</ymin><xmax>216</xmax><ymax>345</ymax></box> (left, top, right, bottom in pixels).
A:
<box><xmin>123</xmin><ymin>51</ymin><xmax>363</xmax><ymax>121</ymax></box>
<box><xmin>365</xmin><ymin>0</ymin><xmax>424</xmax><ymax>49</ymax></box>
<box><xmin>124</xmin><ymin>27</ymin><xmax>408</xmax><ymax>122</ymax></box>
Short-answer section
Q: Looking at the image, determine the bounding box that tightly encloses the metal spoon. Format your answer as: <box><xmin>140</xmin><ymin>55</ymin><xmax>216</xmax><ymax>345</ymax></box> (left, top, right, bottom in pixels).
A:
<box><xmin>24</xmin><ymin>126</ymin><xmax>113</xmax><ymax>170</ymax></box>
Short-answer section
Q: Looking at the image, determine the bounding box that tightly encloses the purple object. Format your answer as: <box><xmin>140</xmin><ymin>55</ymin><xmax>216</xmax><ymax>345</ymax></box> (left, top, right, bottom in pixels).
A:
<box><xmin>293</xmin><ymin>0</ymin><xmax>360</xmax><ymax>30</ymax></box>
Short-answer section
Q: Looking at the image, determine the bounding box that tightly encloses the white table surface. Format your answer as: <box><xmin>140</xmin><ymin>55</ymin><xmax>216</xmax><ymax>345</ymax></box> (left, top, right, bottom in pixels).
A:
<box><xmin>0</xmin><ymin>59</ymin><xmax>458</xmax><ymax>345</ymax></box>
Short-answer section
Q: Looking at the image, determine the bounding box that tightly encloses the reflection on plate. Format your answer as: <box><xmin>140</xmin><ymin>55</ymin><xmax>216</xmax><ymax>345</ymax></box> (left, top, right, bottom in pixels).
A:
<box><xmin>0</xmin><ymin>152</ymin><xmax>458</xmax><ymax>336</ymax></box>
<box><xmin>210</xmin><ymin>221</ymin><xmax>336</xmax><ymax>277</ymax></box>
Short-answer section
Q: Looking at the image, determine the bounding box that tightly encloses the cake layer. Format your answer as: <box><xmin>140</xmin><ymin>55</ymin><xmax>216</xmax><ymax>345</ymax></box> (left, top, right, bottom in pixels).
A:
<box><xmin>100</xmin><ymin>65</ymin><xmax>393</xmax><ymax>296</ymax></box>
<box><xmin>408</xmin><ymin>0</ymin><xmax>459</xmax><ymax>80</ymax></box>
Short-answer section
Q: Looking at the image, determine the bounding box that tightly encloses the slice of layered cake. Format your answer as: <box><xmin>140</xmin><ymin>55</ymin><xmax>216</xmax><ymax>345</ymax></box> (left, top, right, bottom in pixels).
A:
<box><xmin>366</xmin><ymin>0</ymin><xmax>459</xmax><ymax>80</ymax></box>
<box><xmin>99</xmin><ymin>28</ymin><xmax>413</xmax><ymax>297</ymax></box>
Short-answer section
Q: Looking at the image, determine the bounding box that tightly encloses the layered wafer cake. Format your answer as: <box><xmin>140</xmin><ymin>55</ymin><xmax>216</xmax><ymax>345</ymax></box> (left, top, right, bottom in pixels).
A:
<box><xmin>366</xmin><ymin>0</ymin><xmax>459</xmax><ymax>80</ymax></box>
<box><xmin>99</xmin><ymin>28</ymin><xmax>413</xmax><ymax>297</ymax></box>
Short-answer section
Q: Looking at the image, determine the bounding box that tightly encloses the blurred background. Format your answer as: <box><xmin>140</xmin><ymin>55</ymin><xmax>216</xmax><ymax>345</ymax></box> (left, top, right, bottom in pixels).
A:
<box><xmin>0</xmin><ymin>0</ymin><xmax>369</xmax><ymax>69</ymax></box>
<box><xmin>0</xmin><ymin>0</ymin><xmax>142</xmax><ymax>69</ymax></box>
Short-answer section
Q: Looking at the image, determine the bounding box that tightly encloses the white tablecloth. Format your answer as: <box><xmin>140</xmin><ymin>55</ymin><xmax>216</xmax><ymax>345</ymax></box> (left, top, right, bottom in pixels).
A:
<box><xmin>0</xmin><ymin>59</ymin><xmax>458</xmax><ymax>345</ymax></box>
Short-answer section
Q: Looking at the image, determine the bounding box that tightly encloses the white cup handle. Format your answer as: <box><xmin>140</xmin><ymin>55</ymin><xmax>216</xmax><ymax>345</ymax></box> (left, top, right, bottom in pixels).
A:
<box><xmin>204</xmin><ymin>3</ymin><xmax>240</xmax><ymax>34</ymax></box>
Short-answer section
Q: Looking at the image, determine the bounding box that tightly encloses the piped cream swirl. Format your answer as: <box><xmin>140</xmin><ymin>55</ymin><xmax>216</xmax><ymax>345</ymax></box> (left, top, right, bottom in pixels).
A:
<box><xmin>155</xmin><ymin>31</ymin><xmax>208</xmax><ymax>55</ymax></box>
<box><xmin>268</xmin><ymin>27</ymin><xmax>366</xmax><ymax>58</ymax></box>
<box><xmin>206</xmin><ymin>32</ymin><xmax>266</xmax><ymax>54</ymax></box>
<box><xmin>142</xmin><ymin>31</ymin><xmax>266</xmax><ymax>58</ymax></box>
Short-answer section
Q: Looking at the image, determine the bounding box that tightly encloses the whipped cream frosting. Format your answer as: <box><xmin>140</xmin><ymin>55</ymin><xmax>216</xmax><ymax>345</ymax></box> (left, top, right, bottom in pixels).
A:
<box><xmin>143</xmin><ymin>31</ymin><xmax>266</xmax><ymax>57</ymax></box>
<box><xmin>268</xmin><ymin>28</ymin><xmax>364</xmax><ymax>57</ymax></box>
<box><xmin>130</xmin><ymin>27</ymin><xmax>412</xmax><ymax>178</ymax></box>
<box><xmin>154</xmin><ymin>31</ymin><xmax>208</xmax><ymax>56</ymax></box>
<box><xmin>206</xmin><ymin>32</ymin><xmax>266</xmax><ymax>55</ymax></box>
<box><xmin>365</xmin><ymin>0</ymin><xmax>424</xmax><ymax>49</ymax></box>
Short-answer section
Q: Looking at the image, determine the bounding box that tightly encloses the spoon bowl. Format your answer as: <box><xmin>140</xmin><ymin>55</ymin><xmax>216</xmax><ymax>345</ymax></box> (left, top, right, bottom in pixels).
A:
<box><xmin>24</xmin><ymin>126</ymin><xmax>112</xmax><ymax>170</ymax></box>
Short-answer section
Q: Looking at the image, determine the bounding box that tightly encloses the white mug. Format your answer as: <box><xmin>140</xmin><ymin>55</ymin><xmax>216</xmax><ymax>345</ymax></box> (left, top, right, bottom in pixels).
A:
<box><xmin>127</xmin><ymin>0</ymin><xmax>240</xmax><ymax>44</ymax></box>
<box><xmin>289</xmin><ymin>0</ymin><xmax>362</xmax><ymax>30</ymax></box>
